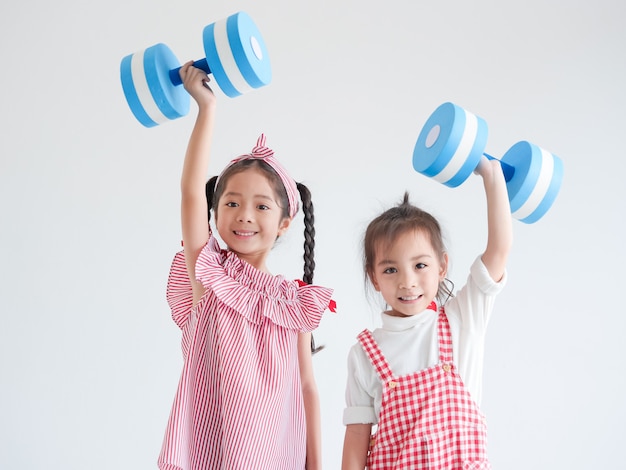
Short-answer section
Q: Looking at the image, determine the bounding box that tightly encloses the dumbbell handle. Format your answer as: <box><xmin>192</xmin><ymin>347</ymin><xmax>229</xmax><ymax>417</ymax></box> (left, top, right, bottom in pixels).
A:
<box><xmin>169</xmin><ymin>58</ymin><xmax>211</xmax><ymax>86</ymax></box>
<box><xmin>484</xmin><ymin>153</ymin><xmax>515</xmax><ymax>183</ymax></box>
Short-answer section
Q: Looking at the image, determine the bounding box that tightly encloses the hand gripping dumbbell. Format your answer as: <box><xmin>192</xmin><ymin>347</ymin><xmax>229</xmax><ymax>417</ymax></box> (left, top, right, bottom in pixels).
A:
<box><xmin>412</xmin><ymin>102</ymin><xmax>564</xmax><ymax>224</ymax></box>
<box><xmin>120</xmin><ymin>11</ymin><xmax>271</xmax><ymax>128</ymax></box>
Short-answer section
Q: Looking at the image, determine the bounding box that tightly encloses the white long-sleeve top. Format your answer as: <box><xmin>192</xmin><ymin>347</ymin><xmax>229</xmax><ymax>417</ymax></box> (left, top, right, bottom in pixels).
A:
<box><xmin>343</xmin><ymin>256</ymin><xmax>506</xmax><ymax>426</ymax></box>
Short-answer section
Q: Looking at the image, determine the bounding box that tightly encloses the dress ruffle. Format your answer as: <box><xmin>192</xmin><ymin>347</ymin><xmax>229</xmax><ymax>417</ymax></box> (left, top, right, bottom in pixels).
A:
<box><xmin>165</xmin><ymin>250</ymin><xmax>193</xmax><ymax>330</ymax></box>
<box><xmin>166</xmin><ymin>236</ymin><xmax>334</xmax><ymax>332</ymax></box>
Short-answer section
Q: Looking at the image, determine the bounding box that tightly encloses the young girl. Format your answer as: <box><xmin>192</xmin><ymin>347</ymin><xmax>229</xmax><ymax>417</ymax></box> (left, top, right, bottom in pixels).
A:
<box><xmin>158</xmin><ymin>62</ymin><xmax>334</xmax><ymax>470</ymax></box>
<box><xmin>341</xmin><ymin>159</ymin><xmax>512</xmax><ymax>469</ymax></box>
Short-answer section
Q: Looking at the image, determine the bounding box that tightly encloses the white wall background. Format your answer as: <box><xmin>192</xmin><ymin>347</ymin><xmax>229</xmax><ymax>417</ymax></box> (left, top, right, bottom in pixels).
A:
<box><xmin>1</xmin><ymin>0</ymin><xmax>624</xmax><ymax>468</ymax></box>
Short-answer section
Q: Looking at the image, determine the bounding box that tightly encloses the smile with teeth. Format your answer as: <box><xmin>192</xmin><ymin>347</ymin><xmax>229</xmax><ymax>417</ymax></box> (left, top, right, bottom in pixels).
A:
<box><xmin>234</xmin><ymin>230</ymin><xmax>256</xmax><ymax>237</ymax></box>
<box><xmin>399</xmin><ymin>294</ymin><xmax>422</xmax><ymax>301</ymax></box>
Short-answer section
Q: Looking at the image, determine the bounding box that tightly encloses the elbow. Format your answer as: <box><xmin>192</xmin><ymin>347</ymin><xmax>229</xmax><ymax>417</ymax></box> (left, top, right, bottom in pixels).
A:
<box><xmin>301</xmin><ymin>376</ymin><xmax>319</xmax><ymax>398</ymax></box>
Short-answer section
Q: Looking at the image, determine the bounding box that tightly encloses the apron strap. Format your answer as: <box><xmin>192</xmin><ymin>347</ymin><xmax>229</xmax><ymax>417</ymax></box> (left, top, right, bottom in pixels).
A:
<box><xmin>357</xmin><ymin>329</ymin><xmax>395</xmax><ymax>383</ymax></box>
<box><xmin>437</xmin><ymin>309</ymin><xmax>454</xmax><ymax>363</ymax></box>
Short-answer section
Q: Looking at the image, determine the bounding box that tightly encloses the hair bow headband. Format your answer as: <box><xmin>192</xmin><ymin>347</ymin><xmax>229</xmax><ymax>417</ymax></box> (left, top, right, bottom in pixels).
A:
<box><xmin>218</xmin><ymin>134</ymin><xmax>300</xmax><ymax>219</ymax></box>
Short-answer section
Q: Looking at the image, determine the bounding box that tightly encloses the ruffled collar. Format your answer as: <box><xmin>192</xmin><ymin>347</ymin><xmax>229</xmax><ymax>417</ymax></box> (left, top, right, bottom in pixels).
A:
<box><xmin>210</xmin><ymin>236</ymin><xmax>295</xmax><ymax>299</ymax></box>
<box><xmin>167</xmin><ymin>236</ymin><xmax>334</xmax><ymax>333</ymax></box>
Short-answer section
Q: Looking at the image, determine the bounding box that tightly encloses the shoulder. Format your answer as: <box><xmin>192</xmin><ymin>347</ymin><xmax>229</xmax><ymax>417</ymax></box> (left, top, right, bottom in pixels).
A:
<box><xmin>444</xmin><ymin>256</ymin><xmax>507</xmax><ymax>330</ymax></box>
<box><xmin>347</xmin><ymin>332</ymin><xmax>377</xmax><ymax>368</ymax></box>
<box><xmin>450</xmin><ymin>256</ymin><xmax>507</xmax><ymax>305</ymax></box>
<box><xmin>469</xmin><ymin>255</ymin><xmax>508</xmax><ymax>295</ymax></box>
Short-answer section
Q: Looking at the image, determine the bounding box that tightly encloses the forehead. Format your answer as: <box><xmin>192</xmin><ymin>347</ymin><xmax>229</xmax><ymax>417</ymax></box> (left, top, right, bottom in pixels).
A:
<box><xmin>221</xmin><ymin>168</ymin><xmax>277</xmax><ymax>197</ymax></box>
<box><xmin>375</xmin><ymin>229</ymin><xmax>435</xmax><ymax>260</ymax></box>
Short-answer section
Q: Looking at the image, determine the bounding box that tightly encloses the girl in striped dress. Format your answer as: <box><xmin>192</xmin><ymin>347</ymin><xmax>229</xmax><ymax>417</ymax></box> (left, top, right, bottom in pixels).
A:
<box><xmin>158</xmin><ymin>61</ymin><xmax>334</xmax><ymax>470</ymax></box>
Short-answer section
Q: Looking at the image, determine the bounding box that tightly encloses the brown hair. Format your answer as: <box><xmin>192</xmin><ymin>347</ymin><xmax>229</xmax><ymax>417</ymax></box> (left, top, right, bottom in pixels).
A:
<box><xmin>363</xmin><ymin>192</ymin><xmax>453</xmax><ymax>304</ymax></box>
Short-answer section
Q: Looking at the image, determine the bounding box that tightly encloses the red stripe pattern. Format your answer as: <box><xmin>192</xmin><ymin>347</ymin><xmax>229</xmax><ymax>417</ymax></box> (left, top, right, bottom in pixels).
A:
<box><xmin>159</xmin><ymin>236</ymin><xmax>333</xmax><ymax>469</ymax></box>
<box><xmin>357</xmin><ymin>310</ymin><xmax>490</xmax><ymax>469</ymax></box>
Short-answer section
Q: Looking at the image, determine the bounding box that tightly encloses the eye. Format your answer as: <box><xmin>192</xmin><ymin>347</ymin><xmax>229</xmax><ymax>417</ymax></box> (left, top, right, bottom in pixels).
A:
<box><xmin>382</xmin><ymin>267</ymin><xmax>397</xmax><ymax>274</ymax></box>
<box><xmin>225</xmin><ymin>201</ymin><xmax>239</xmax><ymax>208</ymax></box>
<box><xmin>415</xmin><ymin>263</ymin><xmax>427</xmax><ymax>269</ymax></box>
<box><xmin>257</xmin><ymin>204</ymin><xmax>270</xmax><ymax>211</ymax></box>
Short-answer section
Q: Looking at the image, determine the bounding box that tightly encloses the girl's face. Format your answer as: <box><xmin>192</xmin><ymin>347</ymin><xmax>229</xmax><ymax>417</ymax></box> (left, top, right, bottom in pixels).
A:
<box><xmin>215</xmin><ymin>168</ymin><xmax>291</xmax><ymax>271</ymax></box>
<box><xmin>370</xmin><ymin>229</ymin><xmax>447</xmax><ymax>317</ymax></box>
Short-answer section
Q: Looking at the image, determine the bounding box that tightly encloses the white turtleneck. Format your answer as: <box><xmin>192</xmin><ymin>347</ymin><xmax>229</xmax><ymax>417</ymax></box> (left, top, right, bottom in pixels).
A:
<box><xmin>343</xmin><ymin>256</ymin><xmax>506</xmax><ymax>425</ymax></box>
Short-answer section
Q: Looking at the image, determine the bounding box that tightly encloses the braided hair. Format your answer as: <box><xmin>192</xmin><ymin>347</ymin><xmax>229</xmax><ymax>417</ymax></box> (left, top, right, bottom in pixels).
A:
<box><xmin>296</xmin><ymin>182</ymin><xmax>324</xmax><ymax>354</ymax></box>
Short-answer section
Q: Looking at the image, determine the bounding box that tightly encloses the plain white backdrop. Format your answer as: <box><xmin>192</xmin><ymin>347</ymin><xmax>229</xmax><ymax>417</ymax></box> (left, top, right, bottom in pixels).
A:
<box><xmin>1</xmin><ymin>0</ymin><xmax>625</xmax><ymax>468</ymax></box>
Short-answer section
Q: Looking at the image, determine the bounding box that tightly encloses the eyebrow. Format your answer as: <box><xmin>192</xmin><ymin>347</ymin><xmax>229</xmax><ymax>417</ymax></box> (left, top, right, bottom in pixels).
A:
<box><xmin>222</xmin><ymin>191</ymin><xmax>276</xmax><ymax>202</ymax></box>
<box><xmin>376</xmin><ymin>254</ymin><xmax>433</xmax><ymax>267</ymax></box>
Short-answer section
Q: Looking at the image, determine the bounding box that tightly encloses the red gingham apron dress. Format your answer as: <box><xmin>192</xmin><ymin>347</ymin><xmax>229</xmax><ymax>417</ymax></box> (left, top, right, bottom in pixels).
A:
<box><xmin>358</xmin><ymin>309</ymin><xmax>490</xmax><ymax>469</ymax></box>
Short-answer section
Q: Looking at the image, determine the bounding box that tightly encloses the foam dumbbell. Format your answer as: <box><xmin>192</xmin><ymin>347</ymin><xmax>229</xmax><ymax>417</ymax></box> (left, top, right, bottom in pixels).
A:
<box><xmin>412</xmin><ymin>102</ymin><xmax>564</xmax><ymax>224</ymax></box>
<box><xmin>120</xmin><ymin>11</ymin><xmax>271</xmax><ymax>127</ymax></box>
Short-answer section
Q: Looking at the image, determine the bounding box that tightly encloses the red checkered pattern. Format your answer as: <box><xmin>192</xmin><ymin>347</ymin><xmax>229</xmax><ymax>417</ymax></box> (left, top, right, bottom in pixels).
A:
<box><xmin>357</xmin><ymin>310</ymin><xmax>490</xmax><ymax>469</ymax></box>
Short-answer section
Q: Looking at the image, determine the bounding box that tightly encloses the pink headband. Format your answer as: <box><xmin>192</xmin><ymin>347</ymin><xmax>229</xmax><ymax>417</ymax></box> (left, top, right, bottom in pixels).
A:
<box><xmin>217</xmin><ymin>134</ymin><xmax>300</xmax><ymax>219</ymax></box>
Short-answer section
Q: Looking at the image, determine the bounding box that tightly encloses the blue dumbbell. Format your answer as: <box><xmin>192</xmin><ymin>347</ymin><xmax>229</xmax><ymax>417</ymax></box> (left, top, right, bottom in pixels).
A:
<box><xmin>120</xmin><ymin>11</ymin><xmax>271</xmax><ymax>128</ymax></box>
<box><xmin>412</xmin><ymin>102</ymin><xmax>564</xmax><ymax>224</ymax></box>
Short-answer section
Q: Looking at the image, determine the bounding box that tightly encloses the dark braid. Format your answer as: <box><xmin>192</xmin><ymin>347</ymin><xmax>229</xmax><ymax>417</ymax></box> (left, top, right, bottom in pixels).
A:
<box><xmin>297</xmin><ymin>183</ymin><xmax>324</xmax><ymax>354</ymax></box>
<box><xmin>297</xmin><ymin>183</ymin><xmax>316</xmax><ymax>285</ymax></box>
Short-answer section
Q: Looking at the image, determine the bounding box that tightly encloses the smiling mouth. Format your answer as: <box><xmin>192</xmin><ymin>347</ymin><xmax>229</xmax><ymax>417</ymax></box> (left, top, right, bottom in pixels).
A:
<box><xmin>234</xmin><ymin>231</ymin><xmax>256</xmax><ymax>237</ymax></box>
<box><xmin>399</xmin><ymin>295</ymin><xmax>421</xmax><ymax>301</ymax></box>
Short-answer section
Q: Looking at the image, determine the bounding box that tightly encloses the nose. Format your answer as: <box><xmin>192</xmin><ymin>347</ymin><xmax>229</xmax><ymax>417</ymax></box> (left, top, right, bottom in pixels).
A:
<box><xmin>236</xmin><ymin>205</ymin><xmax>254</xmax><ymax>223</ymax></box>
<box><xmin>399</xmin><ymin>272</ymin><xmax>417</xmax><ymax>290</ymax></box>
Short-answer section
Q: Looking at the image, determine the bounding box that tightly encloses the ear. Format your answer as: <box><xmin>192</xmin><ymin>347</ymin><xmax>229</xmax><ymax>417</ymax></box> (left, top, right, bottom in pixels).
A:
<box><xmin>439</xmin><ymin>252</ymin><xmax>449</xmax><ymax>281</ymax></box>
<box><xmin>370</xmin><ymin>271</ymin><xmax>381</xmax><ymax>292</ymax></box>
<box><xmin>277</xmin><ymin>217</ymin><xmax>292</xmax><ymax>237</ymax></box>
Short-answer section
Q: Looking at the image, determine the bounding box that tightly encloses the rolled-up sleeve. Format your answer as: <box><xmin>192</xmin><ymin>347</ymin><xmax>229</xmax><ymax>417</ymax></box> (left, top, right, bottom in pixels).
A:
<box><xmin>343</xmin><ymin>344</ymin><xmax>377</xmax><ymax>425</ymax></box>
<box><xmin>470</xmin><ymin>255</ymin><xmax>507</xmax><ymax>296</ymax></box>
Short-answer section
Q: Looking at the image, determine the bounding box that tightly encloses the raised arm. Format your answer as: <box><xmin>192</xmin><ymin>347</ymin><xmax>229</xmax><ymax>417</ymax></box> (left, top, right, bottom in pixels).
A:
<box><xmin>179</xmin><ymin>62</ymin><xmax>217</xmax><ymax>304</ymax></box>
<box><xmin>475</xmin><ymin>157</ymin><xmax>513</xmax><ymax>282</ymax></box>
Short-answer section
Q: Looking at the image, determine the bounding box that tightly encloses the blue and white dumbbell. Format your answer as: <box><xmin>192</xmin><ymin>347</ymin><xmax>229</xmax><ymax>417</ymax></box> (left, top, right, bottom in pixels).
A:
<box><xmin>412</xmin><ymin>102</ymin><xmax>564</xmax><ymax>224</ymax></box>
<box><xmin>120</xmin><ymin>11</ymin><xmax>271</xmax><ymax>127</ymax></box>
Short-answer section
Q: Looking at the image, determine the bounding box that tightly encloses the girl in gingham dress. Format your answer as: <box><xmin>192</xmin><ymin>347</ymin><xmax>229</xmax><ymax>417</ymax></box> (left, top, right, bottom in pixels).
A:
<box><xmin>158</xmin><ymin>62</ymin><xmax>334</xmax><ymax>470</ymax></box>
<box><xmin>341</xmin><ymin>158</ymin><xmax>512</xmax><ymax>469</ymax></box>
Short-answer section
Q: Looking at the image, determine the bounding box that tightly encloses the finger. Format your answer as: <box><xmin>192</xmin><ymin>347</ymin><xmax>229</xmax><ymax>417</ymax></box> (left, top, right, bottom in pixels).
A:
<box><xmin>179</xmin><ymin>60</ymin><xmax>195</xmax><ymax>78</ymax></box>
<box><xmin>188</xmin><ymin>67</ymin><xmax>208</xmax><ymax>81</ymax></box>
<box><xmin>178</xmin><ymin>61</ymin><xmax>190</xmax><ymax>81</ymax></box>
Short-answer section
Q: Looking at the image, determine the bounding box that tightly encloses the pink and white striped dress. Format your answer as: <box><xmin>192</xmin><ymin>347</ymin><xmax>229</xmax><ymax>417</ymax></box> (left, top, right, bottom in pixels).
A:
<box><xmin>158</xmin><ymin>235</ymin><xmax>333</xmax><ymax>470</ymax></box>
